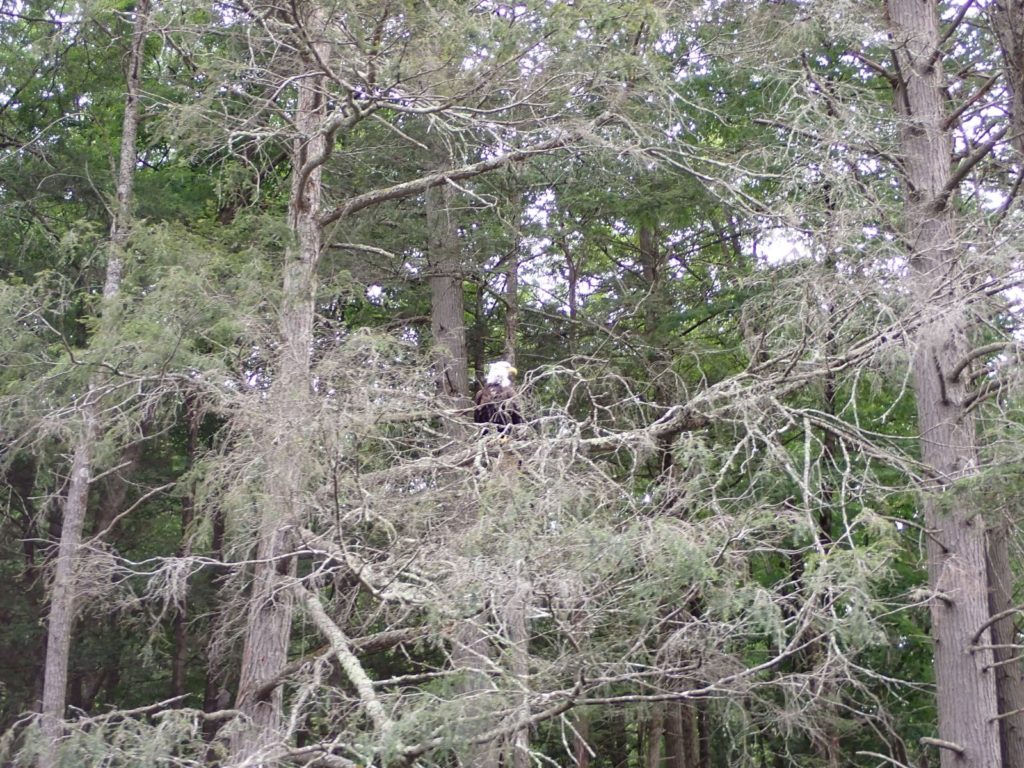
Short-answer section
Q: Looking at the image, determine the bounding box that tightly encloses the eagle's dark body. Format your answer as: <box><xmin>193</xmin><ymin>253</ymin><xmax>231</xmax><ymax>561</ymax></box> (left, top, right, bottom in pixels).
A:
<box><xmin>474</xmin><ymin>382</ymin><xmax>523</xmax><ymax>429</ymax></box>
<box><xmin>474</xmin><ymin>361</ymin><xmax>523</xmax><ymax>432</ymax></box>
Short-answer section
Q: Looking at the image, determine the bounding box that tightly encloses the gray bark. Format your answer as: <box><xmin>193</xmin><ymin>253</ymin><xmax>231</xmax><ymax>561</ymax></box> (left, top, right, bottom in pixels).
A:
<box><xmin>886</xmin><ymin>0</ymin><xmax>1001</xmax><ymax>765</ymax></box>
<box><xmin>452</xmin><ymin>618</ymin><xmax>500</xmax><ymax>768</ymax></box>
<box><xmin>426</xmin><ymin>180</ymin><xmax>471</xmax><ymax>404</ymax></box>
<box><xmin>663</xmin><ymin>701</ymin><xmax>699</xmax><ymax>768</ymax></box>
<box><xmin>503</xmin><ymin>251</ymin><xmax>519</xmax><ymax>368</ymax></box>
<box><xmin>987</xmin><ymin>7</ymin><xmax>1024</xmax><ymax>767</ymax></box>
<box><xmin>574</xmin><ymin>714</ymin><xmax>593</xmax><ymax>768</ymax></box>
<box><xmin>229</xmin><ymin>12</ymin><xmax>330</xmax><ymax>762</ymax></box>
<box><xmin>39</xmin><ymin>0</ymin><xmax>149</xmax><ymax>757</ymax></box>
<box><xmin>646</xmin><ymin>706</ymin><xmax>664</xmax><ymax>768</ymax></box>
<box><xmin>503</xmin><ymin>578</ymin><xmax>531</xmax><ymax>768</ymax></box>
<box><xmin>988</xmin><ymin>533</ymin><xmax>1024</xmax><ymax>768</ymax></box>
<box><xmin>991</xmin><ymin>0</ymin><xmax>1024</xmax><ymax>158</ymax></box>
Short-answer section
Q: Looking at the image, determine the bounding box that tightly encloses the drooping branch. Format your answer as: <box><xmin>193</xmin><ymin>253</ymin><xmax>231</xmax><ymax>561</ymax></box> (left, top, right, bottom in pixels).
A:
<box><xmin>973</xmin><ymin>603</ymin><xmax>1024</xmax><ymax>645</ymax></box>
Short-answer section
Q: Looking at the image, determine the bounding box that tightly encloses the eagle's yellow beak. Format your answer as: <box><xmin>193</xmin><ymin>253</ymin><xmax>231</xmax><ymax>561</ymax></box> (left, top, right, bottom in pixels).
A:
<box><xmin>509</xmin><ymin>367</ymin><xmax>518</xmax><ymax>376</ymax></box>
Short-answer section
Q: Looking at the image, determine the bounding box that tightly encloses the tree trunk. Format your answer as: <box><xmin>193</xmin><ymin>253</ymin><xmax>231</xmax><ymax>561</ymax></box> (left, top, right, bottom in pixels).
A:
<box><xmin>38</xmin><ymin>1</ymin><xmax>149</xmax><ymax>757</ymax></box>
<box><xmin>40</xmin><ymin>409</ymin><xmax>96</xmax><ymax>732</ymax></box>
<box><xmin>452</xmin><ymin>617</ymin><xmax>500</xmax><ymax>768</ymax></box>
<box><xmin>988</xmin><ymin>534</ymin><xmax>1024</xmax><ymax>768</ymax></box>
<box><xmin>503</xmin><ymin>250</ymin><xmax>519</xmax><ymax>367</ymax></box>
<box><xmin>471</xmin><ymin>282</ymin><xmax>487</xmax><ymax>385</ymax></box>
<box><xmin>986</xmin><ymin>7</ymin><xmax>1024</xmax><ymax>768</ymax></box>
<box><xmin>563</xmin><ymin>237</ymin><xmax>579</xmax><ymax>356</ymax></box>
<box><xmin>991</xmin><ymin>0</ymin><xmax>1024</xmax><ymax>158</ymax></box>
<box><xmin>647</xmin><ymin>705</ymin><xmax>664</xmax><ymax>768</ymax></box>
<box><xmin>574</xmin><ymin>713</ymin><xmax>593</xmax><ymax>768</ymax></box>
<box><xmin>886</xmin><ymin>1</ymin><xmax>1001</xmax><ymax>765</ymax></box>
<box><xmin>230</xmin><ymin>13</ymin><xmax>330</xmax><ymax>762</ymax></box>
<box><xmin>664</xmin><ymin>701</ymin><xmax>700</xmax><ymax>768</ymax></box>
<box><xmin>171</xmin><ymin>396</ymin><xmax>200</xmax><ymax>700</ymax></box>
<box><xmin>426</xmin><ymin>180</ymin><xmax>471</xmax><ymax>404</ymax></box>
<box><xmin>503</xmin><ymin>577</ymin><xmax>531</xmax><ymax>768</ymax></box>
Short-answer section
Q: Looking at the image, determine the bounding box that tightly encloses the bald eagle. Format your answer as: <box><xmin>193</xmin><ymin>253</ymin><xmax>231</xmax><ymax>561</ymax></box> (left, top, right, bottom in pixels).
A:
<box><xmin>474</xmin><ymin>361</ymin><xmax>523</xmax><ymax>432</ymax></box>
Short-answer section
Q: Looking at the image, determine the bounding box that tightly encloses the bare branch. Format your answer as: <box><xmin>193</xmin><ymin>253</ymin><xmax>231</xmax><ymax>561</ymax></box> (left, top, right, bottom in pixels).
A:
<box><xmin>919</xmin><ymin>737</ymin><xmax>965</xmax><ymax>755</ymax></box>
<box><xmin>319</xmin><ymin>117</ymin><xmax>611</xmax><ymax>227</ymax></box>
<box><xmin>291</xmin><ymin>580</ymin><xmax>396</xmax><ymax>737</ymax></box>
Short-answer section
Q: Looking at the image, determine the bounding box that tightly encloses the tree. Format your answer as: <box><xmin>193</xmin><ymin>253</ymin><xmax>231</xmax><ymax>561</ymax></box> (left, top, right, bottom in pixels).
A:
<box><xmin>9</xmin><ymin>1</ymin><xmax>1024</xmax><ymax>766</ymax></box>
<box><xmin>39</xmin><ymin>1</ymin><xmax>151</xmax><ymax>759</ymax></box>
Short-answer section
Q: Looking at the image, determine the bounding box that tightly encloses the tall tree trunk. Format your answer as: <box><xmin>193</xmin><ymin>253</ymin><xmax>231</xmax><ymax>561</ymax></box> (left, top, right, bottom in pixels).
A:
<box><xmin>230</xmin><ymin>12</ymin><xmax>330</xmax><ymax>762</ymax></box>
<box><xmin>574</xmin><ymin>713</ymin><xmax>593</xmax><ymax>768</ymax></box>
<box><xmin>38</xmin><ymin>1</ymin><xmax>149</xmax><ymax>757</ymax></box>
<box><xmin>562</xmin><ymin>236</ymin><xmax>579</xmax><ymax>357</ymax></box>
<box><xmin>986</xmin><ymin>7</ymin><xmax>1024</xmax><ymax>768</ymax></box>
<box><xmin>451</xmin><ymin>617</ymin><xmax>500</xmax><ymax>768</ymax></box>
<box><xmin>425</xmin><ymin>164</ymin><xmax>503</xmax><ymax>766</ymax></box>
<box><xmin>664</xmin><ymin>701</ymin><xmax>700</xmax><ymax>768</ymax></box>
<box><xmin>664</xmin><ymin>703</ymin><xmax>684</xmax><ymax>768</ymax></box>
<box><xmin>886</xmin><ymin>1</ymin><xmax>1001</xmax><ymax>765</ymax></box>
<box><xmin>646</xmin><ymin>705</ymin><xmax>664</xmax><ymax>768</ymax></box>
<box><xmin>471</xmin><ymin>282</ymin><xmax>487</xmax><ymax>385</ymax></box>
<box><xmin>503</xmin><ymin>577</ymin><xmax>531</xmax><ymax>768</ymax></box>
<box><xmin>503</xmin><ymin>250</ymin><xmax>519</xmax><ymax>367</ymax></box>
<box><xmin>426</xmin><ymin>180</ymin><xmax>470</xmax><ymax>405</ymax></box>
<box><xmin>991</xmin><ymin>0</ymin><xmax>1024</xmax><ymax>158</ymax></box>
<box><xmin>988</xmin><ymin>536</ymin><xmax>1024</xmax><ymax>768</ymax></box>
<box><xmin>171</xmin><ymin>396</ymin><xmax>200</xmax><ymax>700</ymax></box>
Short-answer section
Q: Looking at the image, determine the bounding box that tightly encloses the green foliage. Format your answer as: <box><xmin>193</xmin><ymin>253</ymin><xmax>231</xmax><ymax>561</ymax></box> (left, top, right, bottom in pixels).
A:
<box><xmin>3</xmin><ymin>0</ymin><xmax>1022</xmax><ymax>765</ymax></box>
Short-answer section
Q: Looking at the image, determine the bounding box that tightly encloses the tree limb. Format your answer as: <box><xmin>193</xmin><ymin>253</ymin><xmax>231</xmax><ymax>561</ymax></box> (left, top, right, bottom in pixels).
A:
<box><xmin>291</xmin><ymin>581</ymin><xmax>395</xmax><ymax>736</ymax></box>
<box><xmin>919</xmin><ymin>737</ymin><xmax>965</xmax><ymax>755</ymax></box>
<box><xmin>251</xmin><ymin>627</ymin><xmax>432</xmax><ymax>702</ymax></box>
<box><xmin>947</xmin><ymin>341</ymin><xmax>1011</xmax><ymax>383</ymax></box>
<box><xmin>937</xmin><ymin>124</ymin><xmax>1009</xmax><ymax>207</ymax></box>
<box><xmin>318</xmin><ymin>117</ymin><xmax>610</xmax><ymax>227</ymax></box>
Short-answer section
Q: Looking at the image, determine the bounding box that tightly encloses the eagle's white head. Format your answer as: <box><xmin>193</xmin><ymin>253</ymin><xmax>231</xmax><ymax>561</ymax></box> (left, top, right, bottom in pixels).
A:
<box><xmin>485</xmin><ymin>360</ymin><xmax>518</xmax><ymax>388</ymax></box>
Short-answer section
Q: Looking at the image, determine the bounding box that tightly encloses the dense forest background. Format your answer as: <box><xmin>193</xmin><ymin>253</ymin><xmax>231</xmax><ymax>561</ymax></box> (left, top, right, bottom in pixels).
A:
<box><xmin>2</xmin><ymin>0</ymin><xmax>1024</xmax><ymax>766</ymax></box>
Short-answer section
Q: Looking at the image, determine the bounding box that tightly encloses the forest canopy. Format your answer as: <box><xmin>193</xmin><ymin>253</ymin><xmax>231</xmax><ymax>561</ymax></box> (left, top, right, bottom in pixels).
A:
<box><xmin>2</xmin><ymin>1</ymin><xmax>1024</xmax><ymax>767</ymax></box>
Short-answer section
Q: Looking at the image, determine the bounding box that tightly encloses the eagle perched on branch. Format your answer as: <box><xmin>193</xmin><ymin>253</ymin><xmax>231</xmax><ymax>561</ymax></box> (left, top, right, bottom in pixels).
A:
<box><xmin>474</xmin><ymin>361</ymin><xmax>523</xmax><ymax>432</ymax></box>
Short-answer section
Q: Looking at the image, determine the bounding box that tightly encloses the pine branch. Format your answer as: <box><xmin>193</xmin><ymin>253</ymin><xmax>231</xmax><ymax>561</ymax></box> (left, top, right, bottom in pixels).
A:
<box><xmin>318</xmin><ymin>116</ymin><xmax>612</xmax><ymax>227</ymax></box>
<box><xmin>937</xmin><ymin>124</ymin><xmax>1009</xmax><ymax>207</ymax></box>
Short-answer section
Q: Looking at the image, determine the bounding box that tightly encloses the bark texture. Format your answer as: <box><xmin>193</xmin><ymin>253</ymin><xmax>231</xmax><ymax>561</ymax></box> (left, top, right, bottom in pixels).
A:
<box><xmin>503</xmin><ymin>251</ymin><xmax>519</xmax><ymax>367</ymax></box>
<box><xmin>426</xmin><ymin>180</ymin><xmax>471</xmax><ymax>404</ymax></box>
<box><xmin>988</xmin><ymin>6</ymin><xmax>1024</xmax><ymax>766</ymax></box>
<box><xmin>229</xmin><ymin>12</ymin><xmax>330</xmax><ymax>762</ymax></box>
<box><xmin>39</xmin><ymin>0</ymin><xmax>149</xmax><ymax>755</ymax></box>
<box><xmin>503</xmin><ymin>578</ymin><xmax>531</xmax><ymax>768</ymax></box>
<box><xmin>988</xmin><ymin>534</ymin><xmax>1024</xmax><ymax>768</ymax></box>
<box><xmin>886</xmin><ymin>0</ymin><xmax>1000</xmax><ymax>765</ymax></box>
<box><xmin>991</xmin><ymin>0</ymin><xmax>1024</xmax><ymax>158</ymax></box>
<box><xmin>646</xmin><ymin>706</ymin><xmax>664</xmax><ymax>768</ymax></box>
<box><xmin>452</xmin><ymin>618</ymin><xmax>500</xmax><ymax>768</ymax></box>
